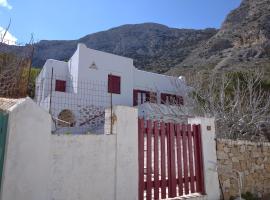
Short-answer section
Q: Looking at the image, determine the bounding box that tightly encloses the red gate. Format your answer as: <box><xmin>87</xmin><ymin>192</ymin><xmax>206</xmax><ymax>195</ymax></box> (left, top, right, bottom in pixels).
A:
<box><xmin>138</xmin><ymin>119</ymin><xmax>205</xmax><ymax>200</ymax></box>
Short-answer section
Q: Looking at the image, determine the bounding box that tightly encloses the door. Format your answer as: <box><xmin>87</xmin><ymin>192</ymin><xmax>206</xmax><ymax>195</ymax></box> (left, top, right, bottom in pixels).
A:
<box><xmin>0</xmin><ymin>112</ymin><xmax>8</xmax><ymax>188</ymax></box>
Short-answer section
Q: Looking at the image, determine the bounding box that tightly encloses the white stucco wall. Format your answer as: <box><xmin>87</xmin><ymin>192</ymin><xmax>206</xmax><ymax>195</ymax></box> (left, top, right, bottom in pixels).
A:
<box><xmin>133</xmin><ymin>69</ymin><xmax>186</xmax><ymax>103</ymax></box>
<box><xmin>1</xmin><ymin>101</ymin><xmax>138</xmax><ymax>200</ymax></box>
<box><xmin>1</xmin><ymin>98</ymin><xmax>51</xmax><ymax>200</ymax></box>
<box><xmin>49</xmin><ymin>106</ymin><xmax>138</xmax><ymax>200</ymax></box>
<box><xmin>77</xmin><ymin>44</ymin><xmax>134</xmax><ymax>106</ymax></box>
<box><xmin>49</xmin><ymin>134</ymin><xmax>116</xmax><ymax>200</ymax></box>
<box><xmin>188</xmin><ymin>117</ymin><xmax>220</xmax><ymax>200</ymax></box>
<box><xmin>36</xmin><ymin>43</ymin><xmax>188</xmax><ymax>111</ymax></box>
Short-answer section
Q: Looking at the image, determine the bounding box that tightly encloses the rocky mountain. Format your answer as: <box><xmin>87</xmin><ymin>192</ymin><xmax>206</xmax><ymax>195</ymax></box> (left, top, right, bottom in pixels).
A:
<box><xmin>0</xmin><ymin>23</ymin><xmax>217</xmax><ymax>73</ymax></box>
<box><xmin>168</xmin><ymin>0</ymin><xmax>270</xmax><ymax>75</ymax></box>
<box><xmin>1</xmin><ymin>0</ymin><xmax>269</xmax><ymax>75</ymax></box>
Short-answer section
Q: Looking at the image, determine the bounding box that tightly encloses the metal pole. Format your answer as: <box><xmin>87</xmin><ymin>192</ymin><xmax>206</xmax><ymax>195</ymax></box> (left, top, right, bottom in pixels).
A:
<box><xmin>49</xmin><ymin>68</ymin><xmax>53</xmax><ymax>114</ymax></box>
<box><xmin>110</xmin><ymin>92</ymin><xmax>113</xmax><ymax>134</ymax></box>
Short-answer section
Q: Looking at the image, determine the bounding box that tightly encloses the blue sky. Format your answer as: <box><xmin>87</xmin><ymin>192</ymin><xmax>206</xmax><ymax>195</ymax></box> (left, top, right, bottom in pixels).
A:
<box><xmin>0</xmin><ymin>0</ymin><xmax>242</xmax><ymax>44</ymax></box>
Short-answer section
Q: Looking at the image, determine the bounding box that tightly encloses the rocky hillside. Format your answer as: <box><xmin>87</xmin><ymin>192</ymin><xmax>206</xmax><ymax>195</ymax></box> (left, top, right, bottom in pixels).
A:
<box><xmin>0</xmin><ymin>24</ymin><xmax>217</xmax><ymax>73</ymax></box>
<box><xmin>0</xmin><ymin>23</ymin><xmax>217</xmax><ymax>73</ymax></box>
<box><xmin>1</xmin><ymin>0</ymin><xmax>270</xmax><ymax>75</ymax></box>
<box><xmin>168</xmin><ymin>0</ymin><xmax>270</xmax><ymax>75</ymax></box>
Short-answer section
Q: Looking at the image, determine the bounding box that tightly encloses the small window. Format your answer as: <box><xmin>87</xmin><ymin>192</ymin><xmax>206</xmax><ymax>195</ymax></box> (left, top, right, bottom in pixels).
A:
<box><xmin>108</xmin><ymin>75</ymin><xmax>121</xmax><ymax>94</ymax></box>
<box><xmin>55</xmin><ymin>80</ymin><xmax>66</xmax><ymax>92</ymax></box>
<box><xmin>161</xmin><ymin>93</ymin><xmax>184</xmax><ymax>105</ymax></box>
<box><xmin>58</xmin><ymin>109</ymin><xmax>76</xmax><ymax>127</ymax></box>
<box><xmin>133</xmin><ymin>90</ymin><xmax>157</xmax><ymax>106</ymax></box>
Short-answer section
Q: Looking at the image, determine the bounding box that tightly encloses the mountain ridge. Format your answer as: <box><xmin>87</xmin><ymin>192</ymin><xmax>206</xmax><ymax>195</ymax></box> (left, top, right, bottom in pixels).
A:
<box><xmin>0</xmin><ymin>23</ymin><xmax>218</xmax><ymax>73</ymax></box>
<box><xmin>1</xmin><ymin>0</ymin><xmax>270</xmax><ymax>75</ymax></box>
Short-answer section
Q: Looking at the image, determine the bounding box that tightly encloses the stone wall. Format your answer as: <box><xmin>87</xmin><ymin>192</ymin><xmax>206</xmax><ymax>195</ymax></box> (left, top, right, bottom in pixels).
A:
<box><xmin>217</xmin><ymin>139</ymin><xmax>270</xmax><ymax>200</ymax></box>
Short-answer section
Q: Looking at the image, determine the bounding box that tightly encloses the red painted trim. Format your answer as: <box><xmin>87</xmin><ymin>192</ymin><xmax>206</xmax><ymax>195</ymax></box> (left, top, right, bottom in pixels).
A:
<box><xmin>108</xmin><ymin>74</ymin><xmax>121</xmax><ymax>94</ymax></box>
<box><xmin>182</xmin><ymin>124</ymin><xmax>189</xmax><ymax>195</ymax></box>
<box><xmin>146</xmin><ymin>120</ymin><xmax>152</xmax><ymax>200</ymax></box>
<box><xmin>169</xmin><ymin>123</ymin><xmax>177</xmax><ymax>197</ymax></box>
<box><xmin>55</xmin><ymin>80</ymin><xmax>66</xmax><ymax>92</ymax></box>
<box><xmin>197</xmin><ymin>125</ymin><xmax>206</xmax><ymax>194</ymax></box>
<box><xmin>153</xmin><ymin>121</ymin><xmax>159</xmax><ymax>199</ymax></box>
<box><xmin>160</xmin><ymin>122</ymin><xmax>167</xmax><ymax>199</ymax></box>
<box><xmin>176</xmin><ymin>124</ymin><xmax>183</xmax><ymax>196</ymax></box>
<box><xmin>193</xmin><ymin>124</ymin><xmax>200</xmax><ymax>193</ymax></box>
<box><xmin>166</xmin><ymin>123</ymin><xmax>172</xmax><ymax>197</ymax></box>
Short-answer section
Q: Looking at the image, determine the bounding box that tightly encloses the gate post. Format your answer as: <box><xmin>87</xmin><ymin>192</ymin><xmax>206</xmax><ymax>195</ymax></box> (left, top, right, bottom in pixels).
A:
<box><xmin>188</xmin><ymin>117</ymin><xmax>220</xmax><ymax>200</ymax></box>
<box><xmin>112</xmin><ymin>106</ymin><xmax>138</xmax><ymax>200</ymax></box>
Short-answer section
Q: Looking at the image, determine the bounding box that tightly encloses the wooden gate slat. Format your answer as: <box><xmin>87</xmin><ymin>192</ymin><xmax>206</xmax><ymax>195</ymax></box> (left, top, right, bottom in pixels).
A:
<box><xmin>193</xmin><ymin>124</ymin><xmax>200</xmax><ymax>193</ymax></box>
<box><xmin>187</xmin><ymin>125</ymin><xmax>195</xmax><ymax>193</ymax></box>
<box><xmin>169</xmin><ymin>123</ymin><xmax>177</xmax><ymax>197</ymax></box>
<box><xmin>160</xmin><ymin>122</ymin><xmax>167</xmax><ymax>199</ymax></box>
<box><xmin>138</xmin><ymin>119</ymin><xmax>145</xmax><ymax>200</ymax></box>
<box><xmin>146</xmin><ymin>120</ymin><xmax>152</xmax><ymax>200</ymax></box>
<box><xmin>166</xmin><ymin>123</ymin><xmax>171</xmax><ymax>197</ymax></box>
<box><xmin>182</xmin><ymin>124</ymin><xmax>189</xmax><ymax>195</ymax></box>
<box><xmin>176</xmin><ymin>124</ymin><xmax>183</xmax><ymax>196</ymax></box>
<box><xmin>153</xmin><ymin>121</ymin><xmax>159</xmax><ymax>199</ymax></box>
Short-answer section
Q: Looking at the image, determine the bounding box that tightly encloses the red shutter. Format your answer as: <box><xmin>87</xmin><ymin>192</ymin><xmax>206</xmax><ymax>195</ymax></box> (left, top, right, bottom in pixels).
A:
<box><xmin>108</xmin><ymin>75</ymin><xmax>121</xmax><ymax>94</ymax></box>
<box><xmin>55</xmin><ymin>80</ymin><xmax>66</xmax><ymax>92</ymax></box>
<box><xmin>133</xmin><ymin>90</ymin><xmax>138</xmax><ymax>106</ymax></box>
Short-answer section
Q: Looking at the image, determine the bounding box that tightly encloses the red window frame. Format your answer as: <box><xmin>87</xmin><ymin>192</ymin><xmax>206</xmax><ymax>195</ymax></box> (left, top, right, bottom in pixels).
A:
<box><xmin>108</xmin><ymin>74</ymin><xmax>121</xmax><ymax>94</ymax></box>
<box><xmin>133</xmin><ymin>89</ymin><xmax>157</xmax><ymax>106</ymax></box>
<box><xmin>161</xmin><ymin>93</ymin><xmax>184</xmax><ymax>105</ymax></box>
<box><xmin>55</xmin><ymin>80</ymin><xmax>66</xmax><ymax>92</ymax></box>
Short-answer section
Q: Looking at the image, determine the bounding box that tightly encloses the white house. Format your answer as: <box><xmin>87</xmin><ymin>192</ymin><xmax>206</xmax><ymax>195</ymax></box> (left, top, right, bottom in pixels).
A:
<box><xmin>35</xmin><ymin>43</ymin><xmax>187</xmax><ymax>134</ymax></box>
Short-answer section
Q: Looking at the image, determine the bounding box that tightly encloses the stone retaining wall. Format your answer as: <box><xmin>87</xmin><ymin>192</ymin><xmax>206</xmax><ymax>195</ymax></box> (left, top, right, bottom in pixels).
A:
<box><xmin>217</xmin><ymin>139</ymin><xmax>270</xmax><ymax>200</ymax></box>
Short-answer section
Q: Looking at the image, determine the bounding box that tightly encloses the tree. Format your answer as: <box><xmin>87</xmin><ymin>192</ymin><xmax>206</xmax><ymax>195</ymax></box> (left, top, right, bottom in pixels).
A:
<box><xmin>186</xmin><ymin>69</ymin><xmax>270</xmax><ymax>141</ymax></box>
<box><xmin>0</xmin><ymin>21</ymin><xmax>34</xmax><ymax>98</ymax></box>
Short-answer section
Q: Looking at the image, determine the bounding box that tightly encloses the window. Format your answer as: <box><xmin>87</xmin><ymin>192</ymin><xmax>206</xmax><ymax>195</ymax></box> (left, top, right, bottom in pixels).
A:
<box><xmin>108</xmin><ymin>74</ymin><xmax>121</xmax><ymax>94</ymax></box>
<box><xmin>55</xmin><ymin>80</ymin><xmax>66</xmax><ymax>92</ymax></box>
<box><xmin>133</xmin><ymin>90</ymin><xmax>157</xmax><ymax>106</ymax></box>
<box><xmin>58</xmin><ymin>109</ymin><xmax>76</xmax><ymax>127</ymax></box>
<box><xmin>161</xmin><ymin>93</ymin><xmax>184</xmax><ymax>105</ymax></box>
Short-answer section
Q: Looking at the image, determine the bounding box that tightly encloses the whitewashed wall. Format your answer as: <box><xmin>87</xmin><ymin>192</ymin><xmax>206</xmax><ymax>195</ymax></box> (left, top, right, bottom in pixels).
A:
<box><xmin>1</xmin><ymin>98</ymin><xmax>51</xmax><ymax>200</ymax></box>
<box><xmin>1</xmin><ymin>99</ymin><xmax>138</xmax><ymax>200</ymax></box>
<box><xmin>49</xmin><ymin>106</ymin><xmax>138</xmax><ymax>200</ymax></box>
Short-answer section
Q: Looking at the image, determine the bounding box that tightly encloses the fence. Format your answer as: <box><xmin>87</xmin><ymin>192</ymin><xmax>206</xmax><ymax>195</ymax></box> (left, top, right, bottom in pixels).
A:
<box><xmin>35</xmin><ymin>74</ymin><xmax>111</xmax><ymax>134</ymax></box>
<box><xmin>138</xmin><ymin>119</ymin><xmax>205</xmax><ymax>200</ymax></box>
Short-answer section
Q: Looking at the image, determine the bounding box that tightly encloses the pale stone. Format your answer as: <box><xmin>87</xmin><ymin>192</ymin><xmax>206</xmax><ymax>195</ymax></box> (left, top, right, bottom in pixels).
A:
<box><xmin>224</xmin><ymin>147</ymin><xmax>230</xmax><ymax>153</ymax></box>
<box><xmin>232</xmin><ymin>157</ymin><xmax>239</xmax><ymax>162</ymax></box>
<box><xmin>240</xmin><ymin>145</ymin><xmax>246</xmax><ymax>153</ymax></box>
<box><xmin>217</xmin><ymin>151</ymin><xmax>228</xmax><ymax>160</ymax></box>
<box><xmin>252</xmin><ymin>152</ymin><xmax>261</xmax><ymax>158</ymax></box>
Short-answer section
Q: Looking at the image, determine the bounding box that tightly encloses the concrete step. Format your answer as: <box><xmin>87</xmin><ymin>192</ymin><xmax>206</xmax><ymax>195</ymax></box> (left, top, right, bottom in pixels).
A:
<box><xmin>167</xmin><ymin>193</ymin><xmax>207</xmax><ymax>200</ymax></box>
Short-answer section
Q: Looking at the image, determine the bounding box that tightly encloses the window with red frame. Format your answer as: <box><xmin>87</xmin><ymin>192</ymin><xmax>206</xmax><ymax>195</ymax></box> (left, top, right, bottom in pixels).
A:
<box><xmin>55</xmin><ymin>80</ymin><xmax>66</xmax><ymax>92</ymax></box>
<box><xmin>133</xmin><ymin>90</ymin><xmax>157</xmax><ymax>106</ymax></box>
<box><xmin>161</xmin><ymin>93</ymin><xmax>184</xmax><ymax>105</ymax></box>
<box><xmin>108</xmin><ymin>74</ymin><xmax>121</xmax><ymax>94</ymax></box>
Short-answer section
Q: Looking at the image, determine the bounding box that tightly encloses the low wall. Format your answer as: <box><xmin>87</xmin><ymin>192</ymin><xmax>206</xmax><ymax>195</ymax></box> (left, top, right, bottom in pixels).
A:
<box><xmin>49</xmin><ymin>106</ymin><xmax>138</xmax><ymax>200</ymax></box>
<box><xmin>1</xmin><ymin>99</ymin><xmax>138</xmax><ymax>200</ymax></box>
<box><xmin>1</xmin><ymin>98</ymin><xmax>51</xmax><ymax>200</ymax></box>
<box><xmin>217</xmin><ymin>139</ymin><xmax>270</xmax><ymax>200</ymax></box>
